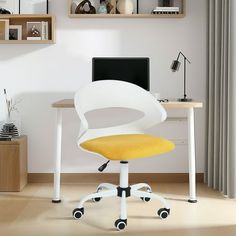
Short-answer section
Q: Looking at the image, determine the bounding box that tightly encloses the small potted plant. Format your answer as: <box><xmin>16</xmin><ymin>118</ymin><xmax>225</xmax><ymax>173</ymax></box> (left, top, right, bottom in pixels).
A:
<box><xmin>0</xmin><ymin>89</ymin><xmax>21</xmax><ymax>139</ymax></box>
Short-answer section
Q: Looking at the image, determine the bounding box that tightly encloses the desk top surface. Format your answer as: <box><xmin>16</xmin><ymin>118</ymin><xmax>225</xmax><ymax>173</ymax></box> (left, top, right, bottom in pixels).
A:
<box><xmin>52</xmin><ymin>99</ymin><xmax>203</xmax><ymax>109</ymax></box>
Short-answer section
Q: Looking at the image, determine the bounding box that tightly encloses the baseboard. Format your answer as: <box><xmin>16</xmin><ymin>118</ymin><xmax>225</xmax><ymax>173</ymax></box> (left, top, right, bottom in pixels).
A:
<box><xmin>28</xmin><ymin>173</ymin><xmax>204</xmax><ymax>184</ymax></box>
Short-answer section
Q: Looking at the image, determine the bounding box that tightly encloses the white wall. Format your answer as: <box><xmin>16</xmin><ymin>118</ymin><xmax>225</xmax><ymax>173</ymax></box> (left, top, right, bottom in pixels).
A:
<box><xmin>0</xmin><ymin>0</ymin><xmax>19</xmax><ymax>14</ymax></box>
<box><xmin>0</xmin><ymin>0</ymin><xmax>207</xmax><ymax>173</ymax></box>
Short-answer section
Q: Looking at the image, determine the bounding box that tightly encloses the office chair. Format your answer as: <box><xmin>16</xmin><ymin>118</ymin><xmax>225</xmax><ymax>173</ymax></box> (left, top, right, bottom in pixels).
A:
<box><xmin>72</xmin><ymin>80</ymin><xmax>175</xmax><ymax>230</ymax></box>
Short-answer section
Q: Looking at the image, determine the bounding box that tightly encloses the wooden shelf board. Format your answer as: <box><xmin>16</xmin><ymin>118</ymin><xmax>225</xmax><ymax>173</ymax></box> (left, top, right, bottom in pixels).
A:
<box><xmin>68</xmin><ymin>0</ymin><xmax>186</xmax><ymax>18</ymax></box>
<box><xmin>0</xmin><ymin>14</ymin><xmax>53</xmax><ymax>19</ymax></box>
<box><xmin>68</xmin><ymin>13</ymin><xmax>185</xmax><ymax>18</ymax></box>
<box><xmin>0</xmin><ymin>40</ymin><xmax>55</xmax><ymax>44</ymax></box>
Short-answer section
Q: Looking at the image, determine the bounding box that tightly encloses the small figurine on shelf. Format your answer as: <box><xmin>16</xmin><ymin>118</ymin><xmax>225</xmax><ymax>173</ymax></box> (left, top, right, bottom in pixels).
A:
<box><xmin>0</xmin><ymin>7</ymin><xmax>11</xmax><ymax>14</ymax></box>
<box><xmin>75</xmin><ymin>0</ymin><xmax>96</xmax><ymax>14</ymax></box>
<box><xmin>98</xmin><ymin>0</ymin><xmax>107</xmax><ymax>14</ymax></box>
<box><xmin>117</xmin><ymin>0</ymin><xmax>134</xmax><ymax>14</ymax></box>
<box><xmin>106</xmin><ymin>0</ymin><xmax>116</xmax><ymax>14</ymax></box>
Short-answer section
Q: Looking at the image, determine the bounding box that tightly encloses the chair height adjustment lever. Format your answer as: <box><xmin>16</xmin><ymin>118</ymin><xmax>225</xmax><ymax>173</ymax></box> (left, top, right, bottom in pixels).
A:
<box><xmin>98</xmin><ymin>161</ymin><xmax>110</xmax><ymax>172</ymax></box>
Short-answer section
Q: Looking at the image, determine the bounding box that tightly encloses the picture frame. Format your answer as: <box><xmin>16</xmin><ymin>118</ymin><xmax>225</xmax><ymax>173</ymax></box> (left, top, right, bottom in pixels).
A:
<box><xmin>19</xmin><ymin>0</ymin><xmax>48</xmax><ymax>14</ymax></box>
<box><xmin>9</xmin><ymin>25</ymin><xmax>22</xmax><ymax>40</ymax></box>
<box><xmin>26</xmin><ymin>21</ymin><xmax>42</xmax><ymax>40</ymax></box>
<box><xmin>0</xmin><ymin>19</ymin><xmax>9</xmax><ymax>40</ymax></box>
<box><xmin>26</xmin><ymin>21</ymin><xmax>48</xmax><ymax>40</ymax></box>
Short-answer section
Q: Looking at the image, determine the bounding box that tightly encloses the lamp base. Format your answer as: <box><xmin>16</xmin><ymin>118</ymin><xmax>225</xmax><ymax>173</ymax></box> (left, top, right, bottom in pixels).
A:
<box><xmin>178</xmin><ymin>98</ymin><xmax>192</xmax><ymax>102</ymax></box>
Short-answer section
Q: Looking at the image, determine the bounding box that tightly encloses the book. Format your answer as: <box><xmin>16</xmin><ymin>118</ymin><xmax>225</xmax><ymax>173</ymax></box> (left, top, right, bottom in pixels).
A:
<box><xmin>152</xmin><ymin>7</ymin><xmax>180</xmax><ymax>14</ymax></box>
<box><xmin>41</xmin><ymin>21</ymin><xmax>49</xmax><ymax>40</ymax></box>
<box><xmin>27</xmin><ymin>37</ymin><xmax>41</xmax><ymax>40</ymax></box>
<box><xmin>153</xmin><ymin>7</ymin><xmax>180</xmax><ymax>11</ymax></box>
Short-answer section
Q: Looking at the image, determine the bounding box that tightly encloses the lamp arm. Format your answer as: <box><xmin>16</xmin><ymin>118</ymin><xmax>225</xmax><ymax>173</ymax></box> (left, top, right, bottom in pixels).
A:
<box><xmin>176</xmin><ymin>52</ymin><xmax>181</xmax><ymax>61</ymax></box>
<box><xmin>177</xmin><ymin>51</ymin><xmax>191</xmax><ymax>64</ymax></box>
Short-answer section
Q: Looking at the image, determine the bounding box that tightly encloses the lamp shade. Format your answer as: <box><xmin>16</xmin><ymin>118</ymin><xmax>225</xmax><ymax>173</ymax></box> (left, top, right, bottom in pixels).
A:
<box><xmin>171</xmin><ymin>60</ymin><xmax>181</xmax><ymax>72</ymax></box>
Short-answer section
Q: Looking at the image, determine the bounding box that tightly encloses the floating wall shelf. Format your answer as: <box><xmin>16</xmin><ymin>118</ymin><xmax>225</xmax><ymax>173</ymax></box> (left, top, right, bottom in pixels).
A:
<box><xmin>0</xmin><ymin>15</ymin><xmax>55</xmax><ymax>44</ymax></box>
<box><xmin>69</xmin><ymin>0</ymin><xmax>186</xmax><ymax>18</ymax></box>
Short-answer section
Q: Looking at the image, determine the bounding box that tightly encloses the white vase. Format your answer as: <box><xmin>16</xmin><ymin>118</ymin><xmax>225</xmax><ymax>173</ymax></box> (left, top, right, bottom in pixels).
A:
<box><xmin>117</xmin><ymin>0</ymin><xmax>134</xmax><ymax>14</ymax></box>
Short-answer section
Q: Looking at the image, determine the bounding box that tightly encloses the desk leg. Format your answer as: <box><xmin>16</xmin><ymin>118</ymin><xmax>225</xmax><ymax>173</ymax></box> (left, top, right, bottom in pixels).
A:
<box><xmin>188</xmin><ymin>108</ymin><xmax>197</xmax><ymax>203</ymax></box>
<box><xmin>52</xmin><ymin>108</ymin><xmax>62</xmax><ymax>203</ymax></box>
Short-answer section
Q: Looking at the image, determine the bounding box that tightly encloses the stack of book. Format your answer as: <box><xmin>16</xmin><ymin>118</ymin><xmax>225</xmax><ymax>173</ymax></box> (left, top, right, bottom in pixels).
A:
<box><xmin>152</xmin><ymin>7</ymin><xmax>180</xmax><ymax>14</ymax></box>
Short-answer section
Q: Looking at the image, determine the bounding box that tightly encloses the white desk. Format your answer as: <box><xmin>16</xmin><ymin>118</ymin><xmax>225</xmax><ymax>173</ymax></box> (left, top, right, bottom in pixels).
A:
<box><xmin>51</xmin><ymin>99</ymin><xmax>203</xmax><ymax>203</ymax></box>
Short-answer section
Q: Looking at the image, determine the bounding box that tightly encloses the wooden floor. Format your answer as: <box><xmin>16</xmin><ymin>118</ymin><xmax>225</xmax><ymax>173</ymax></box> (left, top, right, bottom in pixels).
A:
<box><xmin>0</xmin><ymin>183</ymin><xmax>236</xmax><ymax>236</ymax></box>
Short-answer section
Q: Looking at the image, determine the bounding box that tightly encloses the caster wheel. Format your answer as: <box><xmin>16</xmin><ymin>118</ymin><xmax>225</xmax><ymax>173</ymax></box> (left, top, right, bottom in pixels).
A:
<box><xmin>73</xmin><ymin>208</ymin><xmax>84</xmax><ymax>219</ymax></box>
<box><xmin>115</xmin><ymin>219</ymin><xmax>127</xmax><ymax>231</ymax></box>
<box><xmin>158</xmin><ymin>208</ymin><xmax>170</xmax><ymax>219</ymax></box>
<box><xmin>140</xmin><ymin>197</ymin><xmax>151</xmax><ymax>202</ymax></box>
<box><xmin>92</xmin><ymin>197</ymin><xmax>102</xmax><ymax>202</ymax></box>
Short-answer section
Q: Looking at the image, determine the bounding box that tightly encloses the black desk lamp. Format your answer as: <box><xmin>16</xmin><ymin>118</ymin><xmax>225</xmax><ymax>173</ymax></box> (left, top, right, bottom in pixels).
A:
<box><xmin>171</xmin><ymin>52</ymin><xmax>191</xmax><ymax>102</ymax></box>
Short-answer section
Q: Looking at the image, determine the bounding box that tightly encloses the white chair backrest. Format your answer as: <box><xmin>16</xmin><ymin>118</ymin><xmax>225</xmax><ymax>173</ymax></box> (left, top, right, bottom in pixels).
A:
<box><xmin>74</xmin><ymin>80</ymin><xmax>167</xmax><ymax>143</ymax></box>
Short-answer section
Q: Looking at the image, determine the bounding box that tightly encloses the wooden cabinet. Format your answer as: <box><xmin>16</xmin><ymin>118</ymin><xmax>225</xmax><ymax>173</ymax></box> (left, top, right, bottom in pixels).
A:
<box><xmin>0</xmin><ymin>136</ymin><xmax>27</xmax><ymax>191</ymax></box>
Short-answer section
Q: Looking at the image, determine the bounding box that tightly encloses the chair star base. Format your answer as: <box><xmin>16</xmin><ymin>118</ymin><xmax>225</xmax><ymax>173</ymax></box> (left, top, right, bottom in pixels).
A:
<box><xmin>73</xmin><ymin>161</ymin><xmax>170</xmax><ymax>230</ymax></box>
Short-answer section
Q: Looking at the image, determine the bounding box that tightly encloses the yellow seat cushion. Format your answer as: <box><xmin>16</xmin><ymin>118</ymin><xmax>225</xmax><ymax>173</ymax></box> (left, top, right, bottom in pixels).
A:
<box><xmin>80</xmin><ymin>134</ymin><xmax>175</xmax><ymax>161</ymax></box>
